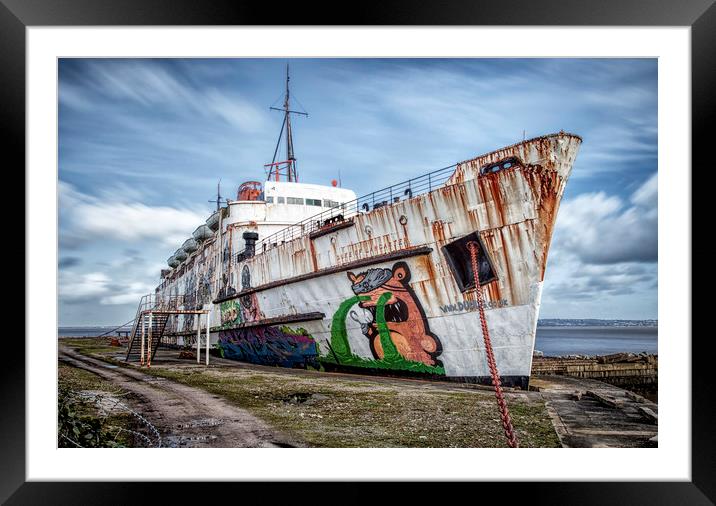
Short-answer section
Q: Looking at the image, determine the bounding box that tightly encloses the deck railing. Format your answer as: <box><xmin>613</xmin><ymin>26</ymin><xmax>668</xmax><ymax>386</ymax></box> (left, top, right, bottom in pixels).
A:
<box><xmin>137</xmin><ymin>294</ymin><xmax>185</xmax><ymax>313</ymax></box>
<box><xmin>235</xmin><ymin>162</ymin><xmax>459</xmax><ymax>261</ymax></box>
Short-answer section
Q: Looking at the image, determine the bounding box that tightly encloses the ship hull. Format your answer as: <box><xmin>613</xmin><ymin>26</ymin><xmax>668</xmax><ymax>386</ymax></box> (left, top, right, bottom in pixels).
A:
<box><xmin>161</xmin><ymin>133</ymin><xmax>581</xmax><ymax>388</ymax></box>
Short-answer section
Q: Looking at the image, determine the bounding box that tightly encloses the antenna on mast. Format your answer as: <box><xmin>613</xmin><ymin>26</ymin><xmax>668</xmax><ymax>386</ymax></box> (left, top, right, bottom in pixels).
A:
<box><xmin>208</xmin><ymin>179</ymin><xmax>227</xmax><ymax>211</ymax></box>
<box><xmin>267</xmin><ymin>62</ymin><xmax>308</xmax><ymax>183</ymax></box>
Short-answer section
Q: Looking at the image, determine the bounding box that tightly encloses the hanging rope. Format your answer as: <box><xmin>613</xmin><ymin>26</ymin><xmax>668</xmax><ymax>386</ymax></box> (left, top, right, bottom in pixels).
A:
<box><xmin>467</xmin><ymin>241</ymin><xmax>519</xmax><ymax>448</ymax></box>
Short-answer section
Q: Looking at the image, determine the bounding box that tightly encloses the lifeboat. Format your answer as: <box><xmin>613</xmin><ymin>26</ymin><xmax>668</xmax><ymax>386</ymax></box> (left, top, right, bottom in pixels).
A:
<box><xmin>167</xmin><ymin>255</ymin><xmax>180</xmax><ymax>268</ymax></box>
<box><xmin>182</xmin><ymin>238</ymin><xmax>199</xmax><ymax>254</ymax></box>
<box><xmin>206</xmin><ymin>210</ymin><xmax>220</xmax><ymax>231</ymax></box>
<box><xmin>192</xmin><ymin>224</ymin><xmax>214</xmax><ymax>242</ymax></box>
<box><xmin>174</xmin><ymin>249</ymin><xmax>187</xmax><ymax>262</ymax></box>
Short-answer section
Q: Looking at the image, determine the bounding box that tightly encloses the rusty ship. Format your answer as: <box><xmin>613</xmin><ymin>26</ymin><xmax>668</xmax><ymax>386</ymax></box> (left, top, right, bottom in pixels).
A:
<box><xmin>125</xmin><ymin>68</ymin><xmax>582</xmax><ymax>389</ymax></box>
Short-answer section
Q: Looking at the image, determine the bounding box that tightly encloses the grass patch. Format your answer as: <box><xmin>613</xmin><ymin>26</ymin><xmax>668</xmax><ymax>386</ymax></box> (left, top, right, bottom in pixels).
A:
<box><xmin>60</xmin><ymin>337</ymin><xmax>122</xmax><ymax>356</ymax></box>
<box><xmin>142</xmin><ymin>365</ymin><xmax>560</xmax><ymax>448</ymax></box>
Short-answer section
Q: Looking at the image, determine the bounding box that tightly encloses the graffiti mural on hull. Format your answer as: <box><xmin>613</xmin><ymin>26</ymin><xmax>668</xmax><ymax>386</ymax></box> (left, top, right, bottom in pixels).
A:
<box><xmin>218</xmin><ymin>326</ymin><xmax>320</xmax><ymax>369</ymax></box>
<box><xmin>214</xmin><ymin>262</ymin><xmax>444</xmax><ymax>375</ymax></box>
<box><xmin>322</xmin><ymin>262</ymin><xmax>445</xmax><ymax>376</ymax></box>
<box><xmin>216</xmin><ymin>265</ymin><xmax>265</xmax><ymax>331</ymax></box>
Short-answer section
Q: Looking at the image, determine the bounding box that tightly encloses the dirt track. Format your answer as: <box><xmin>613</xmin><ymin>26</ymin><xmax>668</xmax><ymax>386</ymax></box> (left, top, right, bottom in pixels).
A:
<box><xmin>58</xmin><ymin>346</ymin><xmax>302</xmax><ymax>448</ymax></box>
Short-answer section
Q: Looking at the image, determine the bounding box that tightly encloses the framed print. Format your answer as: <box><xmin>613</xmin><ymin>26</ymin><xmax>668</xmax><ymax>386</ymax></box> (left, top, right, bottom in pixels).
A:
<box><xmin>4</xmin><ymin>0</ymin><xmax>712</xmax><ymax>503</ymax></box>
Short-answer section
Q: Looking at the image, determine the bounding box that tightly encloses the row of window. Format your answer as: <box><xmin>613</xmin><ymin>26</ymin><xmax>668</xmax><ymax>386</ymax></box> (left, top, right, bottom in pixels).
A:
<box><xmin>265</xmin><ymin>196</ymin><xmax>342</xmax><ymax>208</ymax></box>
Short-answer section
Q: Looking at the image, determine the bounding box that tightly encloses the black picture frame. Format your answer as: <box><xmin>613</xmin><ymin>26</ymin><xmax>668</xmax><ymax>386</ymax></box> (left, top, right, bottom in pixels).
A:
<box><xmin>4</xmin><ymin>0</ymin><xmax>710</xmax><ymax>503</ymax></box>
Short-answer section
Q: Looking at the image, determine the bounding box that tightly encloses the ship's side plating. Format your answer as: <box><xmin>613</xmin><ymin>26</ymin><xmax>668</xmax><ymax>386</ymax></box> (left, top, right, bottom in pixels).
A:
<box><xmin>157</xmin><ymin>133</ymin><xmax>580</xmax><ymax>388</ymax></box>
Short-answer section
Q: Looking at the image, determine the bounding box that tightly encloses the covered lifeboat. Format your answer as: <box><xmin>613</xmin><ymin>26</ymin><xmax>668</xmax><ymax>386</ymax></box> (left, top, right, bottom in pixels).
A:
<box><xmin>192</xmin><ymin>224</ymin><xmax>213</xmax><ymax>242</ymax></box>
<box><xmin>182</xmin><ymin>238</ymin><xmax>198</xmax><ymax>254</ymax></box>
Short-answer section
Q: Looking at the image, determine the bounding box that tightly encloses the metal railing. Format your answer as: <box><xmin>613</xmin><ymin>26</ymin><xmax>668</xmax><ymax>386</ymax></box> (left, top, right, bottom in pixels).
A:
<box><xmin>235</xmin><ymin>162</ymin><xmax>459</xmax><ymax>260</ymax></box>
<box><xmin>127</xmin><ymin>294</ymin><xmax>179</xmax><ymax>346</ymax></box>
<box><xmin>136</xmin><ymin>294</ymin><xmax>185</xmax><ymax>313</ymax></box>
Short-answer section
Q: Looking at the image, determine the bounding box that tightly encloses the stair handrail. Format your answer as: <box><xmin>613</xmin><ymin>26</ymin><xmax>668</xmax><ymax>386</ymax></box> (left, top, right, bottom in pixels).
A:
<box><xmin>126</xmin><ymin>294</ymin><xmax>149</xmax><ymax>359</ymax></box>
<box><xmin>132</xmin><ymin>293</ymin><xmax>187</xmax><ymax>316</ymax></box>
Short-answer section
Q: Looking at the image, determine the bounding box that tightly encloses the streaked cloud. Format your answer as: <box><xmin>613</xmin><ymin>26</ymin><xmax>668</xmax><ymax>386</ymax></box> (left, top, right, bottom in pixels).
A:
<box><xmin>59</xmin><ymin>181</ymin><xmax>206</xmax><ymax>248</ymax></box>
<box><xmin>554</xmin><ymin>173</ymin><xmax>657</xmax><ymax>265</ymax></box>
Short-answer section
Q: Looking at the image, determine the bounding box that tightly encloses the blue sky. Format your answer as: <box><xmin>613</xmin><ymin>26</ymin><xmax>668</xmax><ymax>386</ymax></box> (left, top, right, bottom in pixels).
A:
<box><xmin>58</xmin><ymin>58</ymin><xmax>658</xmax><ymax>325</ymax></box>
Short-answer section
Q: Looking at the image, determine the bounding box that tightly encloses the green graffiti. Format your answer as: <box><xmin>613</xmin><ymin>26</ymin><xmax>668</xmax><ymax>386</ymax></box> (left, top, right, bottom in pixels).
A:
<box><xmin>375</xmin><ymin>292</ymin><xmax>400</xmax><ymax>362</ymax></box>
<box><xmin>330</xmin><ymin>295</ymin><xmax>370</xmax><ymax>361</ymax></box>
<box><xmin>218</xmin><ymin>300</ymin><xmax>242</xmax><ymax>330</ymax></box>
<box><xmin>279</xmin><ymin>325</ymin><xmax>311</xmax><ymax>337</ymax></box>
<box><xmin>322</xmin><ymin>293</ymin><xmax>445</xmax><ymax>376</ymax></box>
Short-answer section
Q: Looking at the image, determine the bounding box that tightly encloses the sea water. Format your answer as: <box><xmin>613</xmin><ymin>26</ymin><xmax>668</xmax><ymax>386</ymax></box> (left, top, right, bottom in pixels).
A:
<box><xmin>534</xmin><ymin>326</ymin><xmax>657</xmax><ymax>357</ymax></box>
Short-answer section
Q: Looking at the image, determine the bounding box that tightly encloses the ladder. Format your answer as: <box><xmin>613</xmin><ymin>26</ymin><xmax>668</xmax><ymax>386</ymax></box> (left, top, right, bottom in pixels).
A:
<box><xmin>125</xmin><ymin>294</ymin><xmax>182</xmax><ymax>363</ymax></box>
<box><xmin>125</xmin><ymin>312</ymin><xmax>170</xmax><ymax>363</ymax></box>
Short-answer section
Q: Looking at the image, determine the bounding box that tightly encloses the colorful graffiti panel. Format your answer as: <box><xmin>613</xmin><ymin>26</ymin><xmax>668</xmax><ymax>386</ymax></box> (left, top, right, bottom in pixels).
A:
<box><xmin>218</xmin><ymin>299</ymin><xmax>242</xmax><ymax>330</ymax></box>
<box><xmin>218</xmin><ymin>326</ymin><xmax>320</xmax><ymax>369</ymax></box>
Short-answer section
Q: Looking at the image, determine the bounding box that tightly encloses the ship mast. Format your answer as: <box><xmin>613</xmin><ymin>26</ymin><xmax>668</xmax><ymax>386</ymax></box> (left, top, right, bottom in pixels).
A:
<box><xmin>208</xmin><ymin>179</ymin><xmax>226</xmax><ymax>211</ymax></box>
<box><xmin>267</xmin><ymin>63</ymin><xmax>308</xmax><ymax>182</ymax></box>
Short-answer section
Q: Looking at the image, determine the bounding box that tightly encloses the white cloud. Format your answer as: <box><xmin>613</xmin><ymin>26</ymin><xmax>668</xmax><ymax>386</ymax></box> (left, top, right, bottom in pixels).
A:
<box><xmin>203</xmin><ymin>88</ymin><xmax>268</xmax><ymax>131</ymax></box>
<box><xmin>554</xmin><ymin>174</ymin><xmax>658</xmax><ymax>265</ymax></box>
<box><xmin>59</xmin><ymin>271</ymin><xmax>111</xmax><ymax>302</ymax></box>
<box><xmin>630</xmin><ymin>172</ymin><xmax>658</xmax><ymax>208</ymax></box>
<box><xmin>59</xmin><ymin>83</ymin><xmax>93</xmax><ymax>110</ymax></box>
<box><xmin>59</xmin><ymin>269</ymin><xmax>156</xmax><ymax>306</ymax></box>
<box><xmin>82</xmin><ymin>203</ymin><xmax>204</xmax><ymax>246</ymax></box>
<box><xmin>59</xmin><ymin>181</ymin><xmax>205</xmax><ymax>248</ymax></box>
<box><xmin>88</xmin><ymin>60</ymin><xmax>193</xmax><ymax>106</ymax></box>
<box><xmin>100</xmin><ymin>281</ymin><xmax>156</xmax><ymax>305</ymax></box>
<box><xmin>59</xmin><ymin>182</ymin><xmax>209</xmax><ymax>312</ymax></box>
<box><xmin>541</xmin><ymin>174</ymin><xmax>658</xmax><ymax>318</ymax></box>
<box><xmin>65</xmin><ymin>60</ymin><xmax>268</xmax><ymax>134</ymax></box>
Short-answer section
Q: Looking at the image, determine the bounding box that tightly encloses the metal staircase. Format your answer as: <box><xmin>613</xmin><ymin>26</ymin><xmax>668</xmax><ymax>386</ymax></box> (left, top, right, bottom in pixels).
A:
<box><xmin>125</xmin><ymin>294</ymin><xmax>183</xmax><ymax>363</ymax></box>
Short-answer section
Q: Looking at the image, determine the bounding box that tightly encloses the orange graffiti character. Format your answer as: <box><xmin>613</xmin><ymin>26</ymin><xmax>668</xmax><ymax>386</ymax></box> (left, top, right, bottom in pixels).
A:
<box><xmin>347</xmin><ymin>261</ymin><xmax>442</xmax><ymax>366</ymax></box>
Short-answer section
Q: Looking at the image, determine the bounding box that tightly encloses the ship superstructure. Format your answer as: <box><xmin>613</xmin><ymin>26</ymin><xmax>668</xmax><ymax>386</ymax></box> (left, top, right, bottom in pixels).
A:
<box><xmin>127</xmin><ymin>67</ymin><xmax>581</xmax><ymax>389</ymax></box>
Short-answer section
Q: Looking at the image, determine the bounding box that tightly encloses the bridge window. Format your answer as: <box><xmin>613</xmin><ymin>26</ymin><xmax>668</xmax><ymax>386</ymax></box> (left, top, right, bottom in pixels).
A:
<box><xmin>287</xmin><ymin>197</ymin><xmax>304</xmax><ymax>205</ymax></box>
<box><xmin>277</xmin><ymin>196</ymin><xmax>285</xmax><ymax>204</ymax></box>
<box><xmin>265</xmin><ymin>196</ymin><xmax>274</xmax><ymax>203</ymax></box>
<box><xmin>306</xmin><ymin>198</ymin><xmax>322</xmax><ymax>206</ymax></box>
<box><xmin>324</xmin><ymin>199</ymin><xmax>340</xmax><ymax>208</ymax></box>
<box><xmin>480</xmin><ymin>156</ymin><xmax>522</xmax><ymax>176</ymax></box>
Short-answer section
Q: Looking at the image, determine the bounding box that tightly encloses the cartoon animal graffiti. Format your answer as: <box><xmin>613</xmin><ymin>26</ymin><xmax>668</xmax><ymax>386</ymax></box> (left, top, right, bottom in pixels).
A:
<box><xmin>346</xmin><ymin>261</ymin><xmax>442</xmax><ymax>367</ymax></box>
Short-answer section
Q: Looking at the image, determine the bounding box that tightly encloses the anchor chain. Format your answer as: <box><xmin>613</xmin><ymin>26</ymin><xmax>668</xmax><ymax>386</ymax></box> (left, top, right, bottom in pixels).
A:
<box><xmin>467</xmin><ymin>241</ymin><xmax>519</xmax><ymax>448</ymax></box>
